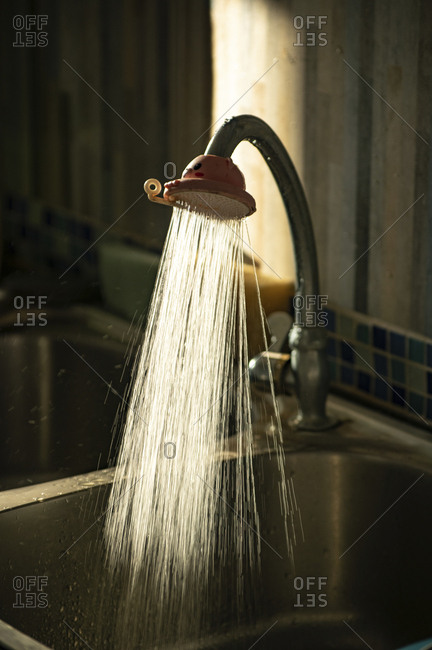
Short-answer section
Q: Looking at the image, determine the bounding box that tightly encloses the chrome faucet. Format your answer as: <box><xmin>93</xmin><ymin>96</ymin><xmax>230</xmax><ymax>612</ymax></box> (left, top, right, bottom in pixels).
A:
<box><xmin>205</xmin><ymin>115</ymin><xmax>335</xmax><ymax>431</ymax></box>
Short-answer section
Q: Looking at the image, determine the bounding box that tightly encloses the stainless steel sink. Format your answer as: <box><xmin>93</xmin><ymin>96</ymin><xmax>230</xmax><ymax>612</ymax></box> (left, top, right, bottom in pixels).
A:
<box><xmin>0</xmin><ymin>396</ymin><xmax>431</xmax><ymax>649</ymax></box>
<box><xmin>0</xmin><ymin>306</ymin><xmax>138</xmax><ymax>491</ymax></box>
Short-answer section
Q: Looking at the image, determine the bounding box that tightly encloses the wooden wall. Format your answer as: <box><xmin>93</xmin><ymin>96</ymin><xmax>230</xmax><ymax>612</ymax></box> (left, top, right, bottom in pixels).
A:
<box><xmin>211</xmin><ymin>0</ymin><xmax>432</xmax><ymax>336</ymax></box>
<box><xmin>2</xmin><ymin>0</ymin><xmax>431</xmax><ymax>336</ymax></box>
<box><xmin>0</xmin><ymin>0</ymin><xmax>211</xmax><ymax>250</ymax></box>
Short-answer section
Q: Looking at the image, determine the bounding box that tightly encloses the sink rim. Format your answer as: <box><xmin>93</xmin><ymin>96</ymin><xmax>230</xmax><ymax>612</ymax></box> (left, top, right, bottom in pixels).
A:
<box><xmin>2</xmin><ymin>391</ymin><xmax>432</xmax><ymax>513</ymax></box>
<box><xmin>1</xmin><ymin>393</ymin><xmax>432</xmax><ymax>649</ymax></box>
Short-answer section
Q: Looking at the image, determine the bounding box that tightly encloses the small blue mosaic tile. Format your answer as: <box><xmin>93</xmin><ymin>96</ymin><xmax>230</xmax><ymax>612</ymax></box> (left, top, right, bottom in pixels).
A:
<box><xmin>391</xmin><ymin>359</ymin><xmax>405</xmax><ymax>384</ymax></box>
<box><xmin>356</xmin><ymin>323</ymin><xmax>370</xmax><ymax>344</ymax></box>
<box><xmin>409</xmin><ymin>338</ymin><xmax>425</xmax><ymax>364</ymax></box>
<box><xmin>428</xmin><ymin>372</ymin><xmax>432</xmax><ymax>395</ymax></box>
<box><xmin>407</xmin><ymin>364</ymin><xmax>426</xmax><ymax>394</ymax></box>
<box><xmin>408</xmin><ymin>392</ymin><xmax>424</xmax><ymax>415</ymax></box>
<box><xmin>2</xmin><ymin>192</ymin><xmax>98</xmax><ymax>277</ymax></box>
<box><xmin>324</xmin><ymin>302</ymin><xmax>432</xmax><ymax>427</ymax></box>
<box><xmin>427</xmin><ymin>344</ymin><xmax>432</xmax><ymax>368</ymax></box>
<box><xmin>341</xmin><ymin>365</ymin><xmax>354</xmax><ymax>385</ymax></box>
<box><xmin>357</xmin><ymin>370</ymin><xmax>371</xmax><ymax>392</ymax></box>
<box><xmin>327</xmin><ymin>337</ymin><xmax>337</xmax><ymax>357</ymax></box>
<box><xmin>390</xmin><ymin>332</ymin><xmax>405</xmax><ymax>358</ymax></box>
<box><xmin>391</xmin><ymin>384</ymin><xmax>406</xmax><ymax>407</ymax></box>
<box><xmin>3</xmin><ymin>190</ymin><xmax>432</xmax><ymax>429</ymax></box>
<box><xmin>326</xmin><ymin>309</ymin><xmax>336</xmax><ymax>332</ymax></box>
<box><xmin>373</xmin><ymin>326</ymin><xmax>386</xmax><ymax>350</ymax></box>
<box><xmin>329</xmin><ymin>359</ymin><xmax>337</xmax><ymax>382</ymax></box>
<box><xmin>341</xmin><ymin>341</ymin><xmax>355</xmax><ymax>363</ymax></box>
<box><xmin>374</xmin><ymin>377</ymin><xmax>388</xmax><ymax>400</ymax></box>
<box><xmin>373</xmin><ymin>352</ymin><xmax>388</xmax><ymax>376</ymax></box>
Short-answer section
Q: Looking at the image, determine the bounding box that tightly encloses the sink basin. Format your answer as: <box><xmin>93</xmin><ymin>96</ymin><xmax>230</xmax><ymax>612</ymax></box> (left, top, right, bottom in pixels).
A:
<box><xmin>0</xmin><ymin>306</ymin><xmax>137</xmax><ymax>490</ymax></box>
<box><xmin>0</xmin><ymin>396</ymin><xmax>431</xmax><ymax>649</ymax></box>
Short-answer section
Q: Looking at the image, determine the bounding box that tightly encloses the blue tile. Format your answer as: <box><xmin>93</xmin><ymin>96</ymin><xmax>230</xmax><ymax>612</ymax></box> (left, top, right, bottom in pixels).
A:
<box><xmin>327</xmin><ymin>337</ymin><xmax>337</xmax><ymax>357</ymax></box>
<box><xmin>390</xmin><ymin>332</ymin><xmax>405</xmax><ymax>358</ymax></box>
<box><xmin>357</xmin><ymin>371</ymin><xmax>371</xmax><ymax>392</ymax></box>
<box><xmin>409</xmin><ymin>338</ymin><xmax>425</xmax><ymax>364</ymax></box>
<box><xmin>427</xmin><ymin>399</ymin><xmax>432</xmax><ymax>421</ymax></box>
<box><xmin>428</xmin><ymin>372</ymin><xmax>432</xmax><ymax>395</ymax></box>
<box><xmin>373</xmin><ymin>326</ymin><xmax>387</xmax><ymax>350</ymax></box>
<box><xmin>391</xmin><ymin>384</ymin><xmax>406</xmax><ymax>407</ymax></box>
<box><xmin>407</xmin><ymin>364</ymin><xmax>426</xmax><ymax>393</ymax></box>
<box><xmin>427</xmin><ymin>344</ymin><xmax>432</xmax><ymax>368</ymax></box>
<box><xmin>374</xmin><ymin>353</ymin><xmax>388</xmax><ymax>376</ymax></box>
<box><xmin>326</xmin><ymin>309</ymin><xmax>336</xmax><ymax>332</ymax></box>
<box><xmin>374</xmin><ymin>377</ymin><xmax>388</xmax><ymax>401</ymax></box>
<box><xmin>356</xmin><ymin>323</ymin><xmax>370</xmax><ymax>344</ymax></box>
<box><xmin>341</xmin><ymin>365</ymin><xmax>354</xmax><ymax>385</ymax></box>
<box><xmin>408</xmin><ymin>392</ymin><xmax>424</xmax><ymax>416</ymax></box>
<box><xmin>329</xmin><ymin>359</ymin><xmax>337</xmax><ymax>382</ymax></box>
<box><xmin>391</xmin><ymin>359</ymin><xmax>405</xmax><ymax>383</ymax></box>
<box><xmin>341</xmin><ymin>341</ymin><xmax>355</xmax><ymax>363</ymax></box>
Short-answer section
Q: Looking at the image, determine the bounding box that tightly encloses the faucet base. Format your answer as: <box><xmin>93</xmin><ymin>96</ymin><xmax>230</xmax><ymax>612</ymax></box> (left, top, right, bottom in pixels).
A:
<box><xmin>289</xmin><ymin>412</ymin><xmax>339</xmax><ymax>432</ymax></box>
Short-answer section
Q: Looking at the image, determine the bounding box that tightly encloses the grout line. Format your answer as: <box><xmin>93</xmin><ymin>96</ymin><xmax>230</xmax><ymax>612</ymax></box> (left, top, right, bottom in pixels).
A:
<box><xmin>327</xmin><ymin>333</ymin><xmax>432</xmax><ymax>372</ymax></box>
<box><xmin>342</xmin><ymin>341</ymin><xmax>429</xmax><ymax>425</ymax></box>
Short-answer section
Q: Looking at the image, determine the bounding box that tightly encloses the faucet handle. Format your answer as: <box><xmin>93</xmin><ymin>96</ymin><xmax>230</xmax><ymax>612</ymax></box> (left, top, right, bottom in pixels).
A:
<box><xmin>267</xmin><ymin>311</ymin><xmax>292</xmax><ymax>353</ymax></box>
<box><xmin>249</xmin><ymin>311</ymin><xmax>293</xmax><ymax>393</ymax></box>
<box><xmin>249</xmin><ymin>350</ymin><xmax>291</xmax><ymax>394</ymax></box>
<box><xmin>288</xmin><ymin>325</ymin><xmax>338</xmax><ymax>430</ymax></box>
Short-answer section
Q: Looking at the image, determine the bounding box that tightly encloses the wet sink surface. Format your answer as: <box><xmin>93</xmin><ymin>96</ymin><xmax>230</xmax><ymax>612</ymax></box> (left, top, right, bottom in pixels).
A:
<box><xmin>0</xmin><ymin>410</ymin><xmax>432</xmax><ymax>650</ymax></box>
<box><xmin>0</xmin><ymin>306</ymin><xmax>138</xmax><ymax>491</ymax></box>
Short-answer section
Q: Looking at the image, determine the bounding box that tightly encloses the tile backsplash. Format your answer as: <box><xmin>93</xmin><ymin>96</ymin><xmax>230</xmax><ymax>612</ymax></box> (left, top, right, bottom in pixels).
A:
<box><xmin>326</xmin><ymin>304</ymin><xmax>432</xmax><ymax>430</ymax></box>
<box><xmin>2</xmin><ymin>193</ymin><xmax>98</xmax><ymax>277</ymax></box>
<box><xmin>3</xmin><ymin>192</ymin><xmax>432</xmax><ymax>431</ymax></box>
<box><xmin>1</xmin><ymin>192</ymin><xmax>157</xmax><ymax>279</ymax></box>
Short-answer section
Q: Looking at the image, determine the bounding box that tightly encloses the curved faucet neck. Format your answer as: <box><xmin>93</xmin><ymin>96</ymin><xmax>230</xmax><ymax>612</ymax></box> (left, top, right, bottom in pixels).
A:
<box><xmin>206</xmin><ymin>115</ymin><xmax>335</xmax><ymax>431</ymax></box>
<box><xmin>205</xmin><ymin>114</ymin><xmax>320</xmax><ymax>303</ymax></box>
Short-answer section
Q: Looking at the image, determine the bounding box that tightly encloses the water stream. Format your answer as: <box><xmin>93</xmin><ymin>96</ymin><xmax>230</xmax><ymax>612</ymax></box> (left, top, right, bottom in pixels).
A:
<box><xmin>101</xmin><ymin>207</ymin><xmax>297</xmax><ymax>648</ymax></box>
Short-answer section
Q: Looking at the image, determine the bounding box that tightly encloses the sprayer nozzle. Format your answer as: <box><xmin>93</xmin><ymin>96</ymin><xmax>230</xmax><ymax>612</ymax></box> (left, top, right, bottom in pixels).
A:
<box><xmin>144</xmin><ymin>155</ymin><xmax>256</xmax><ymax>220</ymax></box>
